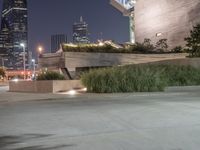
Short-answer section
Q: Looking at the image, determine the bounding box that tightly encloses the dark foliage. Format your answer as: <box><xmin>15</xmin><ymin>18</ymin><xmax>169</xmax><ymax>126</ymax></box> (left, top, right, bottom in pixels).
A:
<box><xmin>37</xmin><ymin>71</ymin><xmax>65</xmax><ymax>80</ymax></box>
<box><xmin>185</xmin><ymin>24</ymin><xmax>200</xmax><ymax>57</ymax></box>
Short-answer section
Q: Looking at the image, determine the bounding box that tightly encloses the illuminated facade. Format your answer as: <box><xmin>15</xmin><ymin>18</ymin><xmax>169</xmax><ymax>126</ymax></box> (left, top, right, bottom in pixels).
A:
<box><xmin>134</xmin><ymin>0</ymin><xmax>200</xmax><ymax>49</ymax></box>
<box><xmin>111</xmin><ymin>0</ymin><xmax>200</xmax><ymax>48</ymax></box>
<box><xmin>73</xmin><ymin>17</ymin><xmax>90</xmax><ymax>44</ymax></box>
<box><xmin>0</xmin><ymin>0</ymin><xmax>28</xmax><ymax>69</ymax></box>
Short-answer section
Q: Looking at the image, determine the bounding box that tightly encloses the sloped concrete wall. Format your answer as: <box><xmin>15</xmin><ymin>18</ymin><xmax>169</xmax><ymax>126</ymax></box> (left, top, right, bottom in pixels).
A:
<box><xmin>39</xmin><ymin>52</ymin><xmax>187</xmax><ymax>78</ymax></box>
<box><xmin>135</xmin><ymin>0</ymin><xmax>200</xmax><ymax>48</ymax></box>
<box><xmin>64</xmin><ymin>52</ymin><xmax>187</xmax><ymax>71</ymax></box>
<box><xmin>148</xmin><ymin>58</ymin><xmax>200</xmax><ymax>69</ymax></box>
<box><xmin>38</xmin><ymin>53</ymin><xmax>65</xmax><ymax>70</ymax></box>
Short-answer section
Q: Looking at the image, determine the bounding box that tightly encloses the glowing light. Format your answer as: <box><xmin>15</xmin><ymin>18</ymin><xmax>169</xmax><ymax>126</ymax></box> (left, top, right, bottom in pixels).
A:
<box><xmin>63</xmin><ymin>43</ymin><xmax>78</xmax><ymax>47</ymax></box>
<box><xmin>82</xmin><ymin>88</ymin><xmax>87</xmax><ymax>92</ymax></box>
<box><xmin>98</xmin><ymin>42</ymin><xmax>104</xmax><ymax>46</ymax></box>
<box><xmin>20</xmin><ymin>43</ymin><xmax>25</xmax><ymax>47</ymax></box>
<box><xmin>67</xmin><ymin>90</ymin><xmax>77</xmax><ymax>95</ymax></box>
<box><xmin>38</xmin><ymin>46</ymin><xmax>43</xmax><ymax>53</ymax></box>
<box><xmin>156</xmin><ymin>33</ymin><xmax>163</xmax><ymax>37</ymax></box>
<box><xmin>12</xmin><ymin>78</ymin><xmax>19</xmax><ymax>82</ymax></box>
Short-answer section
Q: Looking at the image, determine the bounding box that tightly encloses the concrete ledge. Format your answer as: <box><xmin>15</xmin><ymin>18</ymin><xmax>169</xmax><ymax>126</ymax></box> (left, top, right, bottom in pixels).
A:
<box><xmin>39</xmin><ymin>52</ymin><xmax>187</xmax><ymax>71</ymax></box>
<box><xmin>0</xmin><ymin>81</ymin><xmax>8</xmax><ymax>87</ymax></box>
<box><xmin>165</xmin><ymin>86</ymin><xmax>200</xmax><ymax>92</ymax></box>
<box><xmin>9</xmin><ymin>80</ymin><xmax>84</xmax><ymax>93</ymax></box>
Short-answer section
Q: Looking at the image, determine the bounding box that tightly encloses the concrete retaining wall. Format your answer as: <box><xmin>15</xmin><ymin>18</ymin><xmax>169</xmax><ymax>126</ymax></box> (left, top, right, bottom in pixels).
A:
<box><xmin>148</xmin><ymin>58</ymin><xmax>200</xmax><ymax>69</ymax></box>
<box><xmin>9</xmin><ymin>80</ymin><xmax>84</xmax><ymax>93</ymax></box>
<box><xmin>64</xmin><ymin>52</ymin><xmax>187</xmax><ymax>71</ymax></box>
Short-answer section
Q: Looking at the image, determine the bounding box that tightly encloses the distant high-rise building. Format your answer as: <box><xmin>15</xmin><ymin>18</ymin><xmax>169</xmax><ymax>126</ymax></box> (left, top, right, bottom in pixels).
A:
<box><xmin>51</xmin><ymin>34</ymin><xmax>67</xmax><ymax>53</ymax></box>
<box><xmin>73</xmin><ymin>17</ymin><xmax>89</xmax><ymax>44</ymax></box>
<box><xmin>0</xmin><ymin>0</ymin><xmax>28</xmax><ymax>69</ymax></box>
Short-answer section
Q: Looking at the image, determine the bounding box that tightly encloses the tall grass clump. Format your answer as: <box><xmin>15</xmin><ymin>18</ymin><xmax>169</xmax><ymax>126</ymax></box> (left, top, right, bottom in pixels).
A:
<box><xmin>81</xmin><ymin>64</ymin><xmax>200</xmax><ymax>93</ymax></box>
<box><xmin>81</xmin><ymin>65</ymin><xmax>167</xmax><ymax>93</ymax></box>
<box><xmin>37</xmin><ymin>71</ymin><xmax>65</xmax><ymax>80</ymax></box>
<box><xmin>161</xmin><ymin>65</ymin><xmax>200</xmax><ymax>86</ymax></box>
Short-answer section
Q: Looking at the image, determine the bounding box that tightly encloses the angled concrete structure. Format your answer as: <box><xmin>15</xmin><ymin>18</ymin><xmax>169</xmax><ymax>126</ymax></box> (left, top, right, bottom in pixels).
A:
<box><xmin>38</xmin><ymin>52</ymin><xmax>187</xmax><ymax>79</ymax></box>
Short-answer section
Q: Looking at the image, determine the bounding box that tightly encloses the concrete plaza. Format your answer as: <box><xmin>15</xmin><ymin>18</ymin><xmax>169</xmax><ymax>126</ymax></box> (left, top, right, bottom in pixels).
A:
<box><xmin>0</xmin><ymin>86</ymin><xmax>200</xmax><ymax>150</ymax></box>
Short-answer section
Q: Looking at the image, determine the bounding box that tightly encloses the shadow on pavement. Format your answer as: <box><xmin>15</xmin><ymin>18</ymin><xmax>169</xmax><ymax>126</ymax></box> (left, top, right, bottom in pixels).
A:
<box><xmin>0</xmin><ymin>134</ymin><xmax>75</xmax><ymax>150</ymax></box>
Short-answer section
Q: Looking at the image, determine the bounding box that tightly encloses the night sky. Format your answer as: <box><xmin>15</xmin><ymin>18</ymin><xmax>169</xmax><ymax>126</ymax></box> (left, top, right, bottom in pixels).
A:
<box><xmin>0</xmin><ymin>0</ymin><xmax>129</xmax><ymax>58</ymax></box>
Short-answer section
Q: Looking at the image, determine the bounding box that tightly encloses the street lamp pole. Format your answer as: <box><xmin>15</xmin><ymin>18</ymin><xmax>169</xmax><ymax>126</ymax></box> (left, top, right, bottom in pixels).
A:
<box><xmin>1</xmin><ymin>57</ymin><xmax>4</xmax><ymax>70</ymax></box>
<box><xmin>20</xmin><ymin>43</ymin><xmax>26</xmax><ymax>80</ymax></box>
<box><xmin>32</xmin><ymin>59</ymin><xmax>35</xmax><ymax>80</ymax></box>
<box><xmin>37</xmin><ymin>46</ymin><xmax>43</xmax><ymax>66</ymax></box>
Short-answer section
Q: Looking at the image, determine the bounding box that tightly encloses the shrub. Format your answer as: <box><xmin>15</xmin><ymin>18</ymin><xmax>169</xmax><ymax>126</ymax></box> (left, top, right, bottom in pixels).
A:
<box><xmin>81</xmin><ymin>64</ymin><xmax>200</xmax><ymax>93</ymax></box>
<box><xmin>126</xmin><ymin>39</ymin><xmax>154</xmax><ymax>53</ymax></box>
<box><xmin>62</xmin><ymin>44</ymin><xmax>121</xmax><ymax>53</ymax></box>
<box><xmin>37</xmin><ymin>71</ymin><xmax>65</xmax><ymax>80</ymax></box>
<box><xmin>143</xmin><ymin>38</ymin><xmax>155</xmax><ymax>50</ymax></box>
<box><xmin>171</xmin><ymin>46</ymin><xmax>183</xmax><ymax>53</ymax></box>
<box><xmin>185</xmin><ymin>24</ymin><xmax>200</xmax><ymax>57</ymax></box>
<box><xmin>62</xmin><ymin>39</ymin><xmax>165</xmax><ymax>54</ymax></box>
<box><xmin>155</xmin><ymin>39</ymin><xmax>168</xmax><ymax>52</ymax></box>
<box><xmin>62</xmin><ymin>39</ymin><xmax>185</xmax><ymax>54</ymax></box>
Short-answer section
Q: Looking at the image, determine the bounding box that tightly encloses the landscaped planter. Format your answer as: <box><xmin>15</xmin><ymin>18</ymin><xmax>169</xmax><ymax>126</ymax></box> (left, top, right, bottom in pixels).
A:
<box><xmin>9</xmin><ymin>80</ymin><xmax>84</xmax><ymax>93</ymax></box>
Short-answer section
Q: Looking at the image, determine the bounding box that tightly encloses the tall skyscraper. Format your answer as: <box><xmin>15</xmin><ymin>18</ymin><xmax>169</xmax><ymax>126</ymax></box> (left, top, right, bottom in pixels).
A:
<box><xmin>0</xmin><ymin>0</ymin><xmax>28</xmax><ymax>69</ymax></box>
<box><xmin>73</xmin><ymin>17</ymin><xmax>90</xmax><ymax>44</ymax></box>
<box><xmin>51</xmin><ymin>34</ymin><xmax>67</xmax><ymax>53</ymax></box>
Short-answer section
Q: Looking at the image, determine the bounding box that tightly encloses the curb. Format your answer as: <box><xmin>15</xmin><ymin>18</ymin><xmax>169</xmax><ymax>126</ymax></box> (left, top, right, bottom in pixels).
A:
<box><xmin>165</xmin><ymin>86</ymin><xmax>200</xmax><ymax>92</ymax></box>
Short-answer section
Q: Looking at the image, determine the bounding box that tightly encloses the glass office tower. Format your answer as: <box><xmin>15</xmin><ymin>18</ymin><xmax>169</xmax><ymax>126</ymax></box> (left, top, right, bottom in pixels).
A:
<box><xmin>73</xmin><ymin>17</ymin><xmax>90</xmax><ymax>44</ymax></box>
<box><xmin>0</xmin><ymin>0</ymin><xmax>28</xmax><ymax>69</ymax></box>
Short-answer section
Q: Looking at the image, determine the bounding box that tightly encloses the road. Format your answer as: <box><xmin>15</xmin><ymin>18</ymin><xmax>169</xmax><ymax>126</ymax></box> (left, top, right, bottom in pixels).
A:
<box><xmin>0</xmin><ymin>91</ymin><xmax>200</xmax><ymax>150</ymax></box>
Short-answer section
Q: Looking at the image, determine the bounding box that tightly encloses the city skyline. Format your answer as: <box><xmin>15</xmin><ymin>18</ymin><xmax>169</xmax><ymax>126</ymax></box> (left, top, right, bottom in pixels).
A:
<box><xmin>0</xmin><ymin>0</ymin><xmax>129</xmax><ymax>57</ymax></box>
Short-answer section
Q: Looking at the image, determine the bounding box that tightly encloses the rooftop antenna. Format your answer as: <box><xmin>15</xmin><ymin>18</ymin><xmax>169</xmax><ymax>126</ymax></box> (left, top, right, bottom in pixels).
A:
<box><xmin>80</xmin><ymin>16</ymin><xmax>83</xmax><ymax>22</ymax></box>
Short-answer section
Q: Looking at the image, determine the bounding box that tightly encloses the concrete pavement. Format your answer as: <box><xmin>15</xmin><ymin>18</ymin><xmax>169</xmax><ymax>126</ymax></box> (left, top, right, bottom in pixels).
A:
<box><xmin>0</xmin><ymin>90</ymin><xmax>200</xmax><ymax>150</ymax></box>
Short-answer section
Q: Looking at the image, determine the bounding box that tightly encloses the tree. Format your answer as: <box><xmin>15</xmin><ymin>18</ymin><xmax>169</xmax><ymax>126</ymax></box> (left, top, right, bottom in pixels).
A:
<box><xmin>0</xmin><ymin>68</ymin><xmax>6</xmax><ymax>78</ymax></box>
<box><xmin>143</xmin><ymin>38</ymin><xmax>154</xmax><ymax>50</ymax></box>
<box><xmin>155</xmin><ymin>39</ymin><xmax>168</xmax><ymax>52</ymax></box>
<box><xmin>185</xmin><ymin>24</ymin><xmax>200</xmax><ymax>57</ymax></box>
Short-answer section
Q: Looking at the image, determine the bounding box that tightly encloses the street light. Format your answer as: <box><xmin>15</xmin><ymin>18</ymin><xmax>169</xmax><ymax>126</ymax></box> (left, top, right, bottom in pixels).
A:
<box><xmin>38</xmin><ymin>46</ymin><xmax>43</xmax><ymax>55</ymax></box>
<box><xmin>32</xmin><ymin>59</ymin><xmax>36</xmax><ymax>80</ymax></box>
<box><xmin>37</xmin><ymin>46</ymin><xmax>43</xmax><ymax>69</ymax></box>
<box><xmin>20</xmin><ymin>43</ymin><xmax>26</xmax><ymax>80</ymax></box>
<box><xmin>37</xmin><ymin>46</ymin><xmax>43</xmax><ymax>63</ymax></box>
